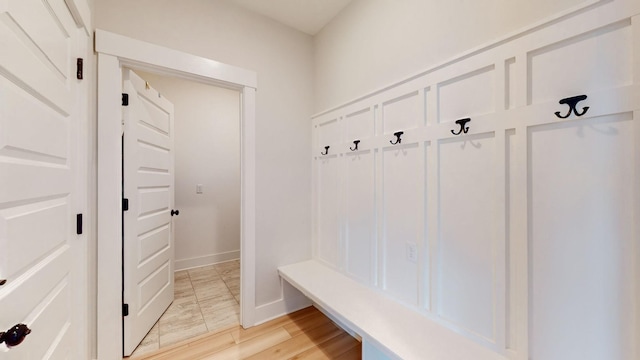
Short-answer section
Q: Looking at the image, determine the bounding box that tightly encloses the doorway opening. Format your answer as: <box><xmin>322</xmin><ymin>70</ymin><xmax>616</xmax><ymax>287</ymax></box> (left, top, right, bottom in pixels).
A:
<box><xmin>124</xmin><ymin>70</ymin><xmax>242</xmax><ymax>357</ymax></box>
<box><xmin>96</xmin><ymin>29</ymin><xmax>257</xmax><ymax>360</ymax></box>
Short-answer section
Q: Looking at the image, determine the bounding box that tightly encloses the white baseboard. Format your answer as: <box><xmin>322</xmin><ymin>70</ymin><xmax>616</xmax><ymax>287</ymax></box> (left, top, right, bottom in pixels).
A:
<box><xmin>253</xmin><ymin>294</ymin><xmax>312</xmax><ymax>326</ymax></box>
<box><xmin>175</xmin><ymin>250</ymin><xmax>240</xmax><ymax>271</ymax></box>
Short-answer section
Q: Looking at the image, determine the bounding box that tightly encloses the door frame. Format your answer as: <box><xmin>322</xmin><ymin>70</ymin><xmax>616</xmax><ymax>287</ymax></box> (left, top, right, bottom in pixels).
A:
<box><xmin>95</xmin><ymin>29</ymin><xmax>257</xmax><ymax>359</ymax></box>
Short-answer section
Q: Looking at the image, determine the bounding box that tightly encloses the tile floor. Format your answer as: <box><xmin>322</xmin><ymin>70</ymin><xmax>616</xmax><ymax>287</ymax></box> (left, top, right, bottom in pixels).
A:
<box><xmin>128</xmin><ymin>260</ymin><xmax>241</xmax><ymax>358</ymax></box>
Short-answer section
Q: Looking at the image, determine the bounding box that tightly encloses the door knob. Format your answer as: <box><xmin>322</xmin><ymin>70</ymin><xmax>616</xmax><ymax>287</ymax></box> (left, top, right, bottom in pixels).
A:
<box><xmin>0</xmin><ymin>279</ymin><xmax>6</xmax><ymax>286</ymax></box>
<box><xmin>0</xmin><ymin>324</ymin><xmax>31</xmax><ymax>348</ymax></box>
<box><xmin>171</xmin><ymin>209</ymin><xmax>180</xmax><ymax>216</ymax></box>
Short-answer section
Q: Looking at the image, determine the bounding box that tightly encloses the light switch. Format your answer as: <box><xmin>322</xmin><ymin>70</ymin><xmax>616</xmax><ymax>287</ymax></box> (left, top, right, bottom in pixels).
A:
<box><xmin>196</xmin><ymin>184</ymin><xmax>203</xmax><ymax>194</ymax></box>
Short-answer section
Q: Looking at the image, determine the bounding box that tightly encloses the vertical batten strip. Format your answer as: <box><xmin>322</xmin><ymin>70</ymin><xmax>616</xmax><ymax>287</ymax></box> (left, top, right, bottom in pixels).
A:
<box><xmin>368</xmin><ymin>106</ymin><xmax>378</xmax><ymax>286</ymax></box>
<box><xmin>493</xmin><ymin>59</ymin><xmax>508</xmax><ymax>352</ymax></box>
<box><xmin>311</xmin><ymin>122</ymin><xmax>318</xmax><ymax>260</ymax></box>
<box><xmin>374</xmin><ymin>105</ymin><xmax>385</xmax><ymax>290</ymax></box>
<box><xmin>338</xmin><ymin>115</ymin><xmax>346</xmax><ymax>272</ymax></box>
<box><xmin>425</xmin><ymin>87</ymin><xmax>439</xmax><ymax>313</ymax></box>
<box><xmin>631</xmin><ymin>14</ymin><xmax>640</xmax><ymax>360</ymax></box>
<box><xmin>416</xmin><ymin>87</ymin><xmax>428</xmax><ymax>310</ymax></box>
<box><xmin>511</xmin><ymin>52</ymin><xmax>529</xmax><ymax>360</ymax></box>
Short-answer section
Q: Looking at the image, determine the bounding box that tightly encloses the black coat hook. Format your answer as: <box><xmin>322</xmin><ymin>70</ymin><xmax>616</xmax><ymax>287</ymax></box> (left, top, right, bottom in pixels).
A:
<box><xmin>451</xmin><ymin>118</ymin><xmax>471</xmax><ymax>135</ymax></box>
<box><xmin>555</xmin><ymin>94</ymin><xmax>589</xmax><ymax>119</ymax></box>
<box><xmin>390</xmin><ymin>131</ymin><xmax>404</xmax><ymax>145</ymax></box>
<box><xmin>321</xmin><ymin>146</ymin><xmax>330</xmax><ymax>155</ymax></box>
<box><xmin>350</xmin><ymin>140</ymin><xmax>360</xmax><ymax>151</ymax></box>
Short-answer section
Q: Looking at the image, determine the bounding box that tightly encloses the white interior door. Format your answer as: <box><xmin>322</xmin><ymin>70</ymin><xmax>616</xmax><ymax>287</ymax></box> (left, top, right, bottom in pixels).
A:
<box><xmin>0</xmin><ymin>0</ymin><xmax>86</xmax><ymax>358</ymax></box>
<box><xmin>123</xmin><ymin>69</ymin><xmax>175</xmax><ymax>356</ymax></box>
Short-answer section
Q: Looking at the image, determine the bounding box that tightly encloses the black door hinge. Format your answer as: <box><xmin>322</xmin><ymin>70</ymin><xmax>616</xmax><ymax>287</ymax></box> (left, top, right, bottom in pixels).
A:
<box><xmin>76</xmin><ymin>214</ymin><xmax>83</xmax><ymax>235</ymax></box>
<box><xmin>123</xmin><ymin>304</ymin><xmax>129</xmax><ymax>317</ymax></box>
<box><xmin>122</xmin><ymin>93</ymin><xmax>129</xmax><ymax>106</ymax></box>
<box><xmin>122</xmin><ymin>198</ymin><xmax>129</xmax><ymax>211</ymax></box>
<box><xmin>76</xmin><ymin>58</ymin><xmax>83</xmax><ymax>80</ymax></box>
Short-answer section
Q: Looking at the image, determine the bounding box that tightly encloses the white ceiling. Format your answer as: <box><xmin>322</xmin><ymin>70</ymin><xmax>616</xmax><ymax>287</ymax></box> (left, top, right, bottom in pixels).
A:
<box><xmin>226</xmin><ymin>0</ymin><xmax>354</xmax><ymax>35</ymax></box>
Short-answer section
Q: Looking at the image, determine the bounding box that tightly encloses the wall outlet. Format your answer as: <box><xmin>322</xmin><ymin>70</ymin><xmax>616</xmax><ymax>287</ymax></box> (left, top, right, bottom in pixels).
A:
<box><xmin>406</xmin><ymin>242</ymin><xmax>417</xmax><ymax>263</ymax></box>
<box><xmin>196</xmin><ymin>184</ymin><xmax>203</xmax><ymax>194</ymax></box>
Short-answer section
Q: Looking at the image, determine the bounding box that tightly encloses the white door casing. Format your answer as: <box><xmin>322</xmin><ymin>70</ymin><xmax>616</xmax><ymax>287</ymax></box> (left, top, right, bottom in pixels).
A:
<box><xmin>122</xmin><ymin>70</ymin><xmax>175</xmax><ymax>356</ymax></box>
<box><xmin>0</xmin><ymin>0</ymin><xmax>89</xmax><ymax>358</ymax></box>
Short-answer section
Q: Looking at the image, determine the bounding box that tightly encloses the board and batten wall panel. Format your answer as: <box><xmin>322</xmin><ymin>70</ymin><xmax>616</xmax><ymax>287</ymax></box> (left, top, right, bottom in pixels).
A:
<box><xmin>312</xmin><ymin>2</ymin><xmax>640</xmax><ymax>359</ymax></box>
<box><xmin>526</xmin><ymin>15</ymin><xmax>636</xmax><ymax>360</ymax></box>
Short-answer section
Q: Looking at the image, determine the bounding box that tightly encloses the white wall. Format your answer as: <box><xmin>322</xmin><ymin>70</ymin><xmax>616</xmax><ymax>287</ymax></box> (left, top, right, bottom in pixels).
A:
<box><xmin>314</xmin><ymin>0</ymin><xmax>586</xmax><ymax>112</ymax></box>
<box><xmin>312</xmin><ymin>0</ymin><xmax>640</xmax><ymax>358</ymax></box>
<box><xmin>96</xmin><ymin>0</ymin><xmax>313</xmax><ymax>312</ymax></box>
<box><xmin>137</xmin><ymin>71</ymin><xmax>241</xmax><ymax>270</ymax></box>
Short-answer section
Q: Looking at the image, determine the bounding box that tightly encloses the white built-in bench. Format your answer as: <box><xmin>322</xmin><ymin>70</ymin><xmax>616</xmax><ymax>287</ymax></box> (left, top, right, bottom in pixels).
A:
<box><xmin>279</xmin><ymin>260</ymin><xmax>507</xmax><ymax>360</ymax></box>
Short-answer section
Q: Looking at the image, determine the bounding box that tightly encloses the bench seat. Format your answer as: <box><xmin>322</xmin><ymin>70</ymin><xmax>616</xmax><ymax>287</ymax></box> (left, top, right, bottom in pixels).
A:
<box><xmin>278</xmin><ymin>260</ymin><xmax>507</xmax><ymax>360</ymax></box>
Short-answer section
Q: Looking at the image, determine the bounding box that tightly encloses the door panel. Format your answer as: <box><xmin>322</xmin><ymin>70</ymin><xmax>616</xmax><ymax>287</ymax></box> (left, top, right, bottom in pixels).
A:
<box><xmin>123</xmin><ymin>69</ymin><xmax>175</xmax><ymax>356</ymax></box>
<box><xmin>0</xmin><ymin>0</ymin><xmax>84</xmax><ymax>357</ymax></box>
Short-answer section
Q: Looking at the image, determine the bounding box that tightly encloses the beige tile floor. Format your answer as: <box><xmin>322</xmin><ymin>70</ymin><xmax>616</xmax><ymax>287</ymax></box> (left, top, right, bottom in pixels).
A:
<box><xmin>128</xmin><ymin>260</ymin><xmax>241</xmax><ymax>358</ymax></box>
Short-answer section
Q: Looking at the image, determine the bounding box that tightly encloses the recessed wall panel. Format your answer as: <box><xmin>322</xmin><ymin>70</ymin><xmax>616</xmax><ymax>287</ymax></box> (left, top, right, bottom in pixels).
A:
<box><xmin>382</xmin><ymin>144</ymin><xmax>422</xmax><ymax>305</ymax></box>
<box><xmin>382</xmin><ymin>92</ymin><xmax>421</xmax><ymax>134</ymax></box>
<box><xmin>528</xmin><ymin>21</ymin><xmax>632</xmax><ymax>105</ymax></box>
<box><xmin>438</xmin><ymin>66</ymin><xmax>495</xmax><ymax>123</ymax></box>
<box><xmin>318</xmin><ymin>157</ymin><xmax>340</xmax><ymax>267</ymax></box>
<box><xmin>528</xmin><ymin>114</ymin><xmax>635</xmax><ymax>360</ymax></box>
<box><xmin>318</xmin><ymin>118</ymin><xmax>340</xmax><ymax>147</ymax></box>
<box><xmin>345</xmin><ymin>151</ymin><xmax>375</xmax><ymax>284</ymax></box>
<box><xmin>345</xmin><ymin>107</ymin><xmax>374</xmax><ymax>141</ymax></box>
<box><xmin>437</xmin><ymin>133</ymin><xmax>497</xmax><ymax>341</ymax></box>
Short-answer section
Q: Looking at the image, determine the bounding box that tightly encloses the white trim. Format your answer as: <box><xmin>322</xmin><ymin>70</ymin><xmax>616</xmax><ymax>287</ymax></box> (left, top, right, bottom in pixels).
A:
<box><xmin>632</xmin><ymin>14</ymin><xmax>640</xmax><ymax>360</ymax></box>
<box><xmin>95</xmin><ymin>30</ymin><xmax>257</xmax><ymax>89</ymax></box>
<box><xmin>64</xmin><ymin>0</ymin><xmax>92</xmax><ymax>34</ymax></box>
<box><xmin>96</xmin><ymin>30</ymin><xmax>257</xmax><ymax>359</ymax></box>
<box><xmin>174</xmin><ymin>251</ymin><xmax>240</xmax><ymax>271</ymax></box>
<box><xmin>240</xmin><ymin>87</ymin><xmax>257</xmax><ymax>328</ymax></box>
<box><xmin>252</xmin><ymin>294</ymin><xmax>312</xmax><ymax>326</ymax></box>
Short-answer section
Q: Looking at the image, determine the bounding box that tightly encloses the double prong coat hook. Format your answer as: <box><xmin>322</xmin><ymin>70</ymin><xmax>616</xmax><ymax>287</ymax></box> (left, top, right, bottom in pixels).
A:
<box><xmin>555</xmin><ymin>94</ymin><xmax>589</xmax><ymax>119</ymax></box>
<box><xmin>451</xmin><ymin>118</ymin><xmax>471</xmax><ymax>135</ymax></box>
<box><xmin>350</xmin><ymin>140</ymin><xmax>360</xmax><ymax>151</ymax></box>
<box><xmin>321</xmin><ymin>146</ymin><xmax>330</xmax><ymax>155</ymax></box>
<box><xmin>390</xmin><ymin>131</ymin><xmax>404</xmax><ymax>145</ymax></box>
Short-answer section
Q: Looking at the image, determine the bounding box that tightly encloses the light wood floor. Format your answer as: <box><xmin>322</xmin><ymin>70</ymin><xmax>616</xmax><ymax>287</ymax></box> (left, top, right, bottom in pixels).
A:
<box><xmin>129</xmin><ymin>306</ymin><xmax>362</xmax><ymax>360</ymax></box>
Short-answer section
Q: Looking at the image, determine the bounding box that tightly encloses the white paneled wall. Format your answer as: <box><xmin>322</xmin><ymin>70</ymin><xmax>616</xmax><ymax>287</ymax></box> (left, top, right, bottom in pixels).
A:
<box><xmin>312</xmin><ymin>2</ymin><xmax>640</xmax><ymax>359</ymax></box>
